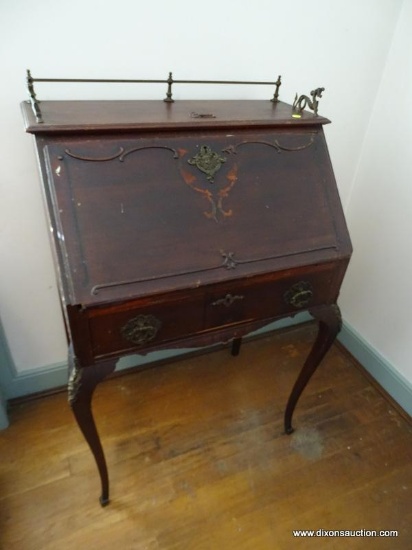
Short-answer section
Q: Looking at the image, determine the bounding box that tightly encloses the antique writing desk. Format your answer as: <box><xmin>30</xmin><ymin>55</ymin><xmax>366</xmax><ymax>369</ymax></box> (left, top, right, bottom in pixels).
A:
<box><xmin>22</xmin><ymin>75</ymin><xmax>352</xmax><ymax>505</ymax></box>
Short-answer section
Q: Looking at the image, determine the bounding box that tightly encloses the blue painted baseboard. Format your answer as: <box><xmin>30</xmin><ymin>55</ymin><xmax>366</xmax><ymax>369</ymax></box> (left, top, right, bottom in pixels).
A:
<box><xmin>1</xmin><ymin>313</ymin><xmax>411</xmax><ymax>429</ymax></box>
<box><xmin>338</xmin><ymin>322</ymin><xmax>412</xmax><ymax>417</ymax></box>
<box><xmin>0</xmin><ymin>389</ymin><xmax>8</xmax><ymax>429</ymax></box>
<box><xmin>0</xmin><ymin>319</ymin><xmax>11</xmax><ymax>428</ymax></box>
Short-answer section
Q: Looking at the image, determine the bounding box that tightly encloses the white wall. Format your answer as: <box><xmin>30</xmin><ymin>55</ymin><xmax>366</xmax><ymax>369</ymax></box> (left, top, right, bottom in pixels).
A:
<box><xmin>0</xmin><ymin>0</ymin><xmax>403</xmax><ymax>373</ymax></box>
<box><xmin>339</xmin><ymin>0</ymin><xmax>412</xmax><ymax>382</ymax></box>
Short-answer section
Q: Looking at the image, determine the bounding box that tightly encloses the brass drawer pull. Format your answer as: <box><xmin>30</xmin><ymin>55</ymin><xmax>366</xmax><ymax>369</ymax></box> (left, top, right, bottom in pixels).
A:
<box><xmin>121</xmin><ymin>314</ymin><xmax>162</xmax><ymax>346</ymax></box>
<box><xmin>284</xmin><ymin>281</ymin><xmax>313</xmax><ymax>308</ymax></box>
<box><xmin>211</xmin><ymin>294</ymin><xmax>244</xmax><ymax>307</ymax></box>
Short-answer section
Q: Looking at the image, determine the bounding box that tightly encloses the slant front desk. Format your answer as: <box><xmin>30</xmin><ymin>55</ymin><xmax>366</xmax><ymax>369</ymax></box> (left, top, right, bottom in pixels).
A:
<box><xmin>22</xmin><ymin>97</ymin><xmax>352</xmax><ymax>505</ymax></box>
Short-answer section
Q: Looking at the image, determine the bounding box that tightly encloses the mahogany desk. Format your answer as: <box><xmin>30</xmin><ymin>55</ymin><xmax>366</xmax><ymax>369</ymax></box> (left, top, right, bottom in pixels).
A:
<box><xmin>22</xmin><ymin>97</ymin><xmax>352</xmax><ymax>506</ymax></box>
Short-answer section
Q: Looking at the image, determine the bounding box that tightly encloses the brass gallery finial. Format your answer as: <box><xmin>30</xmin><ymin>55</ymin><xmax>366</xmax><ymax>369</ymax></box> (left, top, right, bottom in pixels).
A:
<box><xmin>293</xmin><ymin>87</ymin><xmax>325</xmax><ymax>115</ymax></box>
<box><xmin>26</xmin><ymin>69</ymin><xmax>43</xmax><ymax>123</ymax></box>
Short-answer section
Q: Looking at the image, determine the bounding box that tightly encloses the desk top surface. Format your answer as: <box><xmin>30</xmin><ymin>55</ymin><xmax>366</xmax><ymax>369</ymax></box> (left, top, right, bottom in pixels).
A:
<box><xmin>22</xmin><ymin>100</ymin><xmax>330</xmax><ymax>134</ymax></box>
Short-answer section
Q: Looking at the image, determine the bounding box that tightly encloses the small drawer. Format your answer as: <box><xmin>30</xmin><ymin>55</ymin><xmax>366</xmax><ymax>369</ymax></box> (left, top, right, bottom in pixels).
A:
<box><xmin>204</xmin><ymin>267</ymin><xmax>337</xmax><ymax>329</ymax></box>
<box><xmin>88</xmin><ymin>294</ymin><xmax>203</xmax><ymax>358</ymax></box>
<box><xmin>205</xmin><ymin>283</ymin><xmax>275</xmax><ymax>328</ymax></box>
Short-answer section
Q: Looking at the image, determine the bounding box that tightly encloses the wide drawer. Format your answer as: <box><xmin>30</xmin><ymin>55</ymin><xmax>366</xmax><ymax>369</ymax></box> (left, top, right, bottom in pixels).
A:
<box><xmin>88</xmin><ymin>293</ymin><xmax>203</xmax><ymax>358</ymax></box>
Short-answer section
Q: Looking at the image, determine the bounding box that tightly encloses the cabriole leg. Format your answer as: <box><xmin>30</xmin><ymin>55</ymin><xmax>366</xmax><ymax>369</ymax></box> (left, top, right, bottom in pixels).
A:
<box><xmin>284</xmin><ymin>304</ymin><xmax>342</xmax><ymax>435</ymax></box>
<box><xmin>68</xmin><ymin>347</ymin><xmax>116</xmax><ymax>506</ymax></box>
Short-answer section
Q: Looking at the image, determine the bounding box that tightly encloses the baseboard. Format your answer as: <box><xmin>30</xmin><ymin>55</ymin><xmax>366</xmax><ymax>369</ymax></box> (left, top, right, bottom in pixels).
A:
<box><xmin>338</xmin><ymin>321</ymin><xmax>412</xmax><ymax>418</ymax></box>
<box><xmin>0</xmin><ymin>389</ymin><xmax>8</xmax><ymax>429</ymax></box>
<box><xmin>3</xmin><ymin>360</ymin><xmax>69</xmax><ymax>401</ymax></box>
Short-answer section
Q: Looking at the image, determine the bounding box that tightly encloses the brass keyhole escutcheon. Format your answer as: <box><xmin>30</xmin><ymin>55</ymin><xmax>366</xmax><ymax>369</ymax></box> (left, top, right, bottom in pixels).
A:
<box><xmin>211</xmin><ymin>293</ymin><xmax>244</xmax><ymax>307</ymax></box>
<box><xmin>187</xmin><ymin>145</ymin><xmax>227</xmax><ymax>182</ymax></box>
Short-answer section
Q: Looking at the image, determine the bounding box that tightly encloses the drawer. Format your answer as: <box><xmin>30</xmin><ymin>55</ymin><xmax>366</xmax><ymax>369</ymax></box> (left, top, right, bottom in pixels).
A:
<box><xmin>88</xmin><ymin>294</ymin><xmax>203</xmax><ymax>358</ymax></box>
<box><xmin>204</xmin><ymin>266</ymin><xmax>337</xmax><ymax>329</ymax></box>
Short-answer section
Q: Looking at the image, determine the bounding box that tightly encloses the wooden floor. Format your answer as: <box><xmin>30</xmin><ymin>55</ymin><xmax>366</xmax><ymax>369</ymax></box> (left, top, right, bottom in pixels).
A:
<box><xmin>0</xmin><ymin>324</ymin><xmax>411</xmax><ymax>549</ymax></box>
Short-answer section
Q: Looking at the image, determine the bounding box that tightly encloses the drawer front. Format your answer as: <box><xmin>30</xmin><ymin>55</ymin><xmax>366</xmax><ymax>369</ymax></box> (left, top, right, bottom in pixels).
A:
<box><xmin>88</xmin><ymin>295</ymin><xmax>203</xmax><ymax>358</ymax></box>
<box><xmin>204</xmin><ymin>267</ymin><xmax>337</xmax><ymax>329</ymax></box>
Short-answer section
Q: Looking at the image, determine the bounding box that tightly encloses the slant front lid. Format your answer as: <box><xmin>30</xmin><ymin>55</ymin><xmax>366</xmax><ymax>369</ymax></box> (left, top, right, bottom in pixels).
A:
<box><xmin>35</xmin><ymin>102</ymin><xmax>350</xmax><ymax>306</ymax></box>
